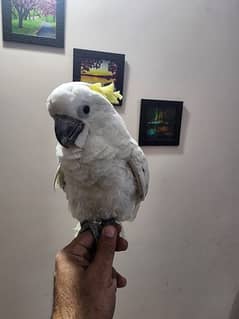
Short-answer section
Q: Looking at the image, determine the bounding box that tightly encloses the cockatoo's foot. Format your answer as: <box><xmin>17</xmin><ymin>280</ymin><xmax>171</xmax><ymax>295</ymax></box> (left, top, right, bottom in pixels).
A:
<box><xmin>79</xmin><ymin>218</ymin><xmax>118</xmax><ymax>241</ymax></box>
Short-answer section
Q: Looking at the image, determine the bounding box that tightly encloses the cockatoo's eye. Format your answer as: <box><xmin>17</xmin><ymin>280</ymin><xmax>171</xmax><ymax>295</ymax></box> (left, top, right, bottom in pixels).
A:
<box><xmin>77</xmin><ymin>105</ymin><xmax>90</xmax><ymax>118</ymax></box>
<box><xmin>83</xmin><ymin>105</ymin><xmax>90</xmax><ymax>114</ymax></box>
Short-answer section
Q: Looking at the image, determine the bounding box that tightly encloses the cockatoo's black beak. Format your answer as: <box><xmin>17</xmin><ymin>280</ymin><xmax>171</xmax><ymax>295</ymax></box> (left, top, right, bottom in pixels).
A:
<box><xmin>54</xmin><ymin>115</ymin><xmax>85</xmax><ymax>148</ymax></box>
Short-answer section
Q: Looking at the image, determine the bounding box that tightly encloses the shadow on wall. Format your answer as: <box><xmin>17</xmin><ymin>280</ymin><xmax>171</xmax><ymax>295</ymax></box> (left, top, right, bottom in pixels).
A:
<box><xmin>229</xmin><ymin>291</ymin><xmax>239</xmax><ymax>319</ymax></box>
<box><xmin>3</xmin><ymin>41</ymin><xmax>65</xmax><ymax>55</ymax></box>
<box><xmin>117</xmin><ymin>61</ymin><xmax>129</xmax><ymax>114</ymax></box>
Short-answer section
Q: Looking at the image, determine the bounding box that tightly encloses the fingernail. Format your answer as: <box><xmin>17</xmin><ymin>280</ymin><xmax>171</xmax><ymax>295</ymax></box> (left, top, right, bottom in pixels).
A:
<box><xmin>103</xmin><ymin>226</ymin><xmax>115</xmax><ymax>238</ymax></box>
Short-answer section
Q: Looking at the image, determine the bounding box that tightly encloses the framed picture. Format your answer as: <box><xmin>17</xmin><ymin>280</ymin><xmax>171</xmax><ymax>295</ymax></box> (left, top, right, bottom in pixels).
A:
<box><xmin>73</xmin><ymin>48</ymin><xmax>125</xmax><ymax>106</ymax></box>
<box><xmin>139</xmin><ymin>99</ymin><xmax>183</xmax><ymax>146</ymax></box>
<box><xmin>1</xmin><ymin>0</ymin><xmax>65</xmax><ymax>47</ymax></box>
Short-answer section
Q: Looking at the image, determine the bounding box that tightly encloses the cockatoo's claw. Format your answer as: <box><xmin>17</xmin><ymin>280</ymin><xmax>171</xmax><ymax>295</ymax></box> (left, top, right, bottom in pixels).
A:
<box><xmin>79</xmin><ymin>218</ymin><xmax>118</xmax><ymax>242</ymax></box>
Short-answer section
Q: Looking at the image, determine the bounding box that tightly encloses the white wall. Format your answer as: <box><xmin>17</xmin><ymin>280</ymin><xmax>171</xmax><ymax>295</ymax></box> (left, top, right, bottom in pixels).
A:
<box><xmin>0</xmin><ymin>1</ymin><xmax>239</xmax><ymax>318</ymax></box>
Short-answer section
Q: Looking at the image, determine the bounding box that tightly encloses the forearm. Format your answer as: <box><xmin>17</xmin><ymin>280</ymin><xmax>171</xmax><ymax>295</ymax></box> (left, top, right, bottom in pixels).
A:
<box><xmin>52</xmin><ymin>308</ymin><xmax>81</xmax><ymax>319</ymax></box>
<box><xmin>51</xmin><ymin>294</ymin><xmax>82</xmax><ymax>319</ymax></box>
<box><xmin>51</xmin><ymin>276</ymin><xmax>81</xmax><ymax>319</ymax></box>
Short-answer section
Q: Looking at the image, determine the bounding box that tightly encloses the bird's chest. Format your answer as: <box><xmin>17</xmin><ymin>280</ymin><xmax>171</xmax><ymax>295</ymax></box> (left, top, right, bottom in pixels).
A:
<box><xmin>59</xmin><ymin>135</ymin><xmax>130</xmax><ymax>190</ymax></box>
<box><xmin>63</xmin><ymin>158</ymin><xmax>125</xmax><ymax>188</ymax></box>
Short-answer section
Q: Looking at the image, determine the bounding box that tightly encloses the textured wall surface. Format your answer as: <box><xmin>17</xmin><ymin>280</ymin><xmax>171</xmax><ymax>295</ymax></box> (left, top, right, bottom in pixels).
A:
<box><xmin>0</xmin><ymin>1</ymin><xmax>239</xmax><ymax>318</ymax></box>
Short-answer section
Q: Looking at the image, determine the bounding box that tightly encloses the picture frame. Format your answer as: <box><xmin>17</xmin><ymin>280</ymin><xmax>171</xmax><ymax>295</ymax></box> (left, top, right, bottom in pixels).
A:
<box><xmin>73</xmin><ymin>48</ymin><xmax>125</xmax><ymax>106</ymax></box>
<box><xmin>1</xmin><ymin>0</ymin><xmax>65</xmax><ymax>48</ymax></box>
<box><xmin>139</xmin><ymin>99</ymin><xmax>183</xmax><ymax>146</ymax></box>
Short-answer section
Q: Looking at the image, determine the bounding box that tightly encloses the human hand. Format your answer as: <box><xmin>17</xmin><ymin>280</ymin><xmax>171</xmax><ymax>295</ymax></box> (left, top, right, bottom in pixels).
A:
<box><xmin>51</xmin><ymin>225</ymin><xmax>128</xmax><ymax>319</ymax></box>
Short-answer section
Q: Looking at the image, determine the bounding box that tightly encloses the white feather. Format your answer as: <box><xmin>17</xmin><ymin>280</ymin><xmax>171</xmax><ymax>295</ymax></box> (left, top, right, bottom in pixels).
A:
<box><xmin>47</xmin><ymin>82</ymin><xmax>150</xmax><ymax>224</ymax></box>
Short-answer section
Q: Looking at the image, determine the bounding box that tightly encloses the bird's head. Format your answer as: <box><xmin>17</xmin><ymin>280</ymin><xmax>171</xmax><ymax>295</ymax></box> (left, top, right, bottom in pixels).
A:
<box><xmin>47</xmin><ymin>82</ymin><xmax>120</xmax><ymax>148</ymax></box>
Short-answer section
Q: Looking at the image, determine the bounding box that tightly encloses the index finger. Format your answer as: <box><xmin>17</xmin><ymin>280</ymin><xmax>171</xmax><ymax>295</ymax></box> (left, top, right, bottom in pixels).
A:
<box><xmin>89</xmin><ymin>225</ymin><xmax>117</xmax><ymax>280</ymax></box>
<box><xmin>63</xmin><ymin>230</ymin><xmax>95</xmax><ymax>257</ymax></box>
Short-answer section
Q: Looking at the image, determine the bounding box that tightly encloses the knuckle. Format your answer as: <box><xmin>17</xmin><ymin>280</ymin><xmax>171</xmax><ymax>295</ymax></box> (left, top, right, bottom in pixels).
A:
<box><xmin>105</xmin><ymin>243</ymin><xmax>115</xmax><ymax>256</ymax></box>
<box><xmin>101</xmin><ymin>238</ymin><xmax>115</xmax><ymax>251</ymax></box>
<box><xmin>55</xmin><ymin>250</ymin><xmax>65</xmax><ymax>265</ymax></box>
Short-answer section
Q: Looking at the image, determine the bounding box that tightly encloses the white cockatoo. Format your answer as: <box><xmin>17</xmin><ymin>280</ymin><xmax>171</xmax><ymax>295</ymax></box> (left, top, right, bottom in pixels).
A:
<box><xmin>47</xmin><ymin>82</ymin><xmax>149</xmax><ymax>239</ymax></box>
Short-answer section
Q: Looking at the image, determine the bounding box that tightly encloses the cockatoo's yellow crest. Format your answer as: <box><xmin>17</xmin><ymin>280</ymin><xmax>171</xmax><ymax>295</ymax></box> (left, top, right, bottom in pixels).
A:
<box><xmin>89</xmin><ymin>83</ymin><xmax>123</xmax><ymax>105</ymax></box>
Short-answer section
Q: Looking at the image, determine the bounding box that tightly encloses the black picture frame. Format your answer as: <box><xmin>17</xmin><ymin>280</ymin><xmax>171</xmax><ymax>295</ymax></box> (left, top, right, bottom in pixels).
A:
<box><xmin>73</xmin><ymin>48</ymin><xmax>125</xmax><ymax>106</ymax></box>
<box><xmin>1</xmin><ymin>0</ymin><xmax>65</xmax><ymax>48</ymax></box>
<box><xmin>139</xmin><ymin>99</ymin><xmax>183</xmax><ymax>146</ymax></box>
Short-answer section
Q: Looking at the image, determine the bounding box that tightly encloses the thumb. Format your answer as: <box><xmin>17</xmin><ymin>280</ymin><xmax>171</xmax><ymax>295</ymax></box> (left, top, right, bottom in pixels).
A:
<box><xmin>90</xmin><ymin>225</ymin><xmax>117</xmax><ymax>279</ymax></box>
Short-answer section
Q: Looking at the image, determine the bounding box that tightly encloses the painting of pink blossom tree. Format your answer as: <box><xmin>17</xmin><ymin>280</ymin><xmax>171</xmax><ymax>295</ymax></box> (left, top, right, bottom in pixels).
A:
<box><xmin>11</xmin><ymin>0</ymin><xmax>56</xmax><ymax>38</ymax></box>
<box><xmin>2</xmin><ymin>0</ymin><xmax>64</xmax><ymax>47</ymax></box>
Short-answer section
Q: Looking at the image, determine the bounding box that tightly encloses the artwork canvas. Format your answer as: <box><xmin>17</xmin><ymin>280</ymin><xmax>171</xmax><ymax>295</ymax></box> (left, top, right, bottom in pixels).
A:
<box><xmin>139</xmin><ymin>99</ymin><xmax>183</xmax><ymax>146</ymax></box>
<box><xmin>73</xmin><ymin>49</ymin><xmax>125</xmax><ymax>106</ymax></box>
<box><xmin>1</xmin><ymin>0</ymin><xmax>64</xmax><ymax>47</ymax></box>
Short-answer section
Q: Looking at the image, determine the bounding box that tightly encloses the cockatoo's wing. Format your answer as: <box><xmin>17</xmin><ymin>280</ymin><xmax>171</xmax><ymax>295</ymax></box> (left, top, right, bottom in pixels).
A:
<box><xmin>127</xmin><ymin>143</ymin><xmax>149</xmax><ymax>200</ymax></box>
<box><xmin>54</xmin><ymin>164</ymin><xmax>65</xmax><ymax>190</ymax></box>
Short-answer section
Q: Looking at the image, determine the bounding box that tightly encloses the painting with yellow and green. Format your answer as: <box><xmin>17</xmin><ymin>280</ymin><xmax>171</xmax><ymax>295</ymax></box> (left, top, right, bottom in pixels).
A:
<box><xmin>80</xmin><ymin>59</ymin><xmax>118</xmax><ymax>85</ymax></box>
